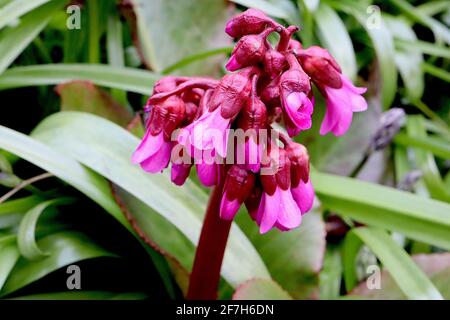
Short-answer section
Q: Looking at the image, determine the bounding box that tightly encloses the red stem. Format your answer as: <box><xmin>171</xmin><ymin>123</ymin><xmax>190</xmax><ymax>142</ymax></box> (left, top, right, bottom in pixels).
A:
<box><xmin>186</xmin><ymin>182</ymin><xmax>232</xmax><ymax>300</ymax></box>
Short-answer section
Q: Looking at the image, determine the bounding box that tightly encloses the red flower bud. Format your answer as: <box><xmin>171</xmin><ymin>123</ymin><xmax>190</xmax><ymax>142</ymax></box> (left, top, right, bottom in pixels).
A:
<box><xmin>260</xmin><ymin>147</ymin><xmax>291</xmax><ymax>195</ymax></box>
<box><xmin>260</xmin><ymin>76</ymin><xmax>280</xmax><ymax>108</ymax></box>
<box><xmin>147</xmin><ymin>96</ymin><xmax>186</xmax><ymax>140</ymax></box>
<box><xmin>263</xmin><ymin>48</ymin><xmax>287</xmax><ymax>78</ymax></box>
<box><xmin>225</xmin><ymin>8</ymin><xmax>274</xmax><ymax>38</ymax></box>
<box><xmin>288</xmin><ymin>39</ymin><xmax>302</xmax><ymax>52</ymax></box>
<box><xmin>226</xmin><ymin>29</ymin><xmax>273</xmax><ymax>71</ymax></box>
<box><xmin>298</xmin><ymin>46</ymin><xmax>342</xmax><ymax>89</ymax></box>
<box><xmin>209</xmin><ymin>68</ymin><xmax>255</xmax><ymax>120</ymax></box>
<box><xmin>220</xmin><ymin>165</ymin><xmax>255</xmax><ymax>220</ymax></box>
<box><xmin>285</xmin><ymin>142</ymin><xmax>310</xmax><ymax>187</ymax></box>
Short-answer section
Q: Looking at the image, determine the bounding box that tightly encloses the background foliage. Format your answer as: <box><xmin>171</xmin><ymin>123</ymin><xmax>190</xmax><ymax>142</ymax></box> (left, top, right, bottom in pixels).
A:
<box><xmin>0</xmin><ymin>0</ymin><xmax>449</xmax><ymax>300</ymax></box>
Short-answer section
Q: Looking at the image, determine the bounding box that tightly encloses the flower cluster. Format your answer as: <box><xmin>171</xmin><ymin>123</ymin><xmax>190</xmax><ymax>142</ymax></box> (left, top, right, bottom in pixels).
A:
<box><xmin>132</xmin><ymin>9</ymin><xmax>367</xmax><ymax>234</ymax></box>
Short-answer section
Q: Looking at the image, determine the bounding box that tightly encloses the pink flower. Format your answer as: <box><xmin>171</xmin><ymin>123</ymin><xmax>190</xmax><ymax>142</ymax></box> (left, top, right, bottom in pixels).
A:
<box><xmin>320</xmin><ymin>74</ymin><xmax>367</xmax><ymax>136</ymax></box>
<box><xmin>298</xmin><ymin>46</ymin><xmax>367</xmax><ymax>136</ymax></box>
<box><xmin>219</xmin><ymin>165</ymin><xmax>255</xmax><ymax>220</ymax></box>
<box><xmin>171</xmin><ymin>163</ymin><xmax>192</xmax><ymax>186</ymax></box>
<box><xmin>282</xmin><ymin>91</ymin><xmax>314</xmax><ymax>137</ymax></box>
<box><xmin>291</xmin><ymin>179</ymin><xmax>314</xmax><ymax>214</ymax></box>
<box><xmin>132</xmin><ymin>131</ymin><xmax>171</xmax><ymax>173</ymax></box>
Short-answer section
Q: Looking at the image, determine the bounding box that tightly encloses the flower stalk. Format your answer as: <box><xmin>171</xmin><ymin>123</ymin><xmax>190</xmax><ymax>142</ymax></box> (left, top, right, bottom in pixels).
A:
<box><xmin>186</xmin><ymin>180</ymin><xmax>232</xmax><ymax>300</ymax></box>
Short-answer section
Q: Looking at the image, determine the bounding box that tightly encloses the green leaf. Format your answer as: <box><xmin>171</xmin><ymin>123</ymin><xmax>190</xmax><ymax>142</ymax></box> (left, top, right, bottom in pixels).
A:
<box><xmin>31</xmin><ymin>111</ymin><xmax>270</xmax><ymax>288</ymax></box>
<box><xmin>56</xmin><ymin>81</ymin><xmax>133</xmax><ymax>127</ymax></box>
<box><xmin>17</xmin><ymin>199</ymin><xmax>73</xmax><ymax>261</ymax></box>
<box><xmin>0</xmin><ymin>231</ymin><xmax>115</xmax><ymax>296</ymax></box>
<box><xmin>329</xmin><ymin>1</ymin><xmax>398</xmax><ymax>109</ymax></box>
<box><xmin>232</xmin><ymin>278</ymin><xmax>293</xmax><ymax>300</ymax></box>
<box><xmin>312</xmin><ymin>170</ymin><xmax>450</xmax><ymax>250</ymax></box>
<box><xmin>405</xmin><ymin>115</ymin><xmax>450</xmax><ymax>202</ymax></box>
<box><xmin>396</xmin><ymin>39</ymin><xmax>450</xmax><ymax>59</ymax></box>
<box><xmin>0</xmin><ymin>0</ymin><xmax>50</xmax><ymax>30</ymax></box>
<box><xmin>319</xmin><ymin>245</ymin><xmax>343</xmax><ymax>300</ymax></box>
<box><xmin>388</xmin><ymin>0</ymin><xmax>450</xmax><ymax>45</ymax></box>
<box><xmin>313</xmin><ymin>3</ymin><xmax>357</xmax><ymax>79</ymax></box>
<box><xmin>0</xmin><ymin>244</ymin><xmax>19</xmax><ymax>291</ymax></box>
<box><xmin>345</xmin><ymin>228</ymin><xmax>443</xmax><ymax>300</ymax></box>
<box><xmin>236</xmin><ymin>208</ymin><xmax>326</xmax><ymax>299</ymax></box>
<box><xmin>132</xmin><ymin>0</ymin><xmax>231</xmax><ymax>75</ymax></box>
<box><xmin>0</xmin><ymin>0</ymin><xmax>67</xmax><ymax>74</ymax></box>
<box><xmin>0</xmin><ymin>124</ymin><xmax>129</xmax><ymax>228</ymax></box>
<box><xmin>394</xmin><ymin>133</ymin><xmax>450</xmax><ymax>160</ymax></box>
<box><xmin>422</xmin><ymin>62</ymin><xmax>450</xmax><ymax>83</ymax></box>
<box><xmin>385</xmin><ymin>16</ymin><xmax>424</xmax><ymax>101</ymax></box>
<box><xmin>0</xmin><ymin>64</ymin><xmax>160</xmax><ymax>95</ymax></box>
<box><xmin>350</xmin><ymin>253</ymin><xmax>450</xmax><ymax>299</ymax></box>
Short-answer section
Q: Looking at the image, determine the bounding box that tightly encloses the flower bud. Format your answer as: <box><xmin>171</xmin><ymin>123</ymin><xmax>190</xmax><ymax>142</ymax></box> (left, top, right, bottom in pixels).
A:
<box><xmin>285</xmin><ymin>142</ymin><xmax>310</xmax><ymax>186</ymax></box>
<box><xmin>288</xmin><ymin>39</ymin><xmax>302</xmax><ymax>52</ymax></box>
<box><xmin>209</xmin><ymin>68</ymin><xmax>255</xmax><ymax>119</ymax></box>
<box><xmin>260</xmin><ymin>147</ymin><xmax>291</xmax><ymax>195</ymax></box>
<box><xmin>147</xmin><ymin>96</ymin><xmax>186</xmax><ymax>140</ymax></box>
<box><xmin>226</xmin><ymin>30</ymin><xmax>272</xmax><ymax>71</ymax></box>
<box><xmin>220</xmin><ymin>165</ymin><xmax>255</xmax><ymax>220</ymax></box>
<box><xmin>263</xmin><ymin>48</ymin><xmax>287</xmax><ymax>78</ymax></box>
<box><xmin>225</xmin><ymin>8</ymin><xmax>274</xmax><ymax>38</ymax></box>
<box><xmin>298</xmin><ymin>46</ymin><xmax>342</xmax><ymax>89</ymax></box>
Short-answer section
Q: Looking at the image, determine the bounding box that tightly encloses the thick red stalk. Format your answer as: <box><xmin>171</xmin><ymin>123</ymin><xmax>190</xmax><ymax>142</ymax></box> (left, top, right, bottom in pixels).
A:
<box><xmin>186</xmin><ymin>182</ymin><xmax>232</xmax><ymax>300</ymax></box>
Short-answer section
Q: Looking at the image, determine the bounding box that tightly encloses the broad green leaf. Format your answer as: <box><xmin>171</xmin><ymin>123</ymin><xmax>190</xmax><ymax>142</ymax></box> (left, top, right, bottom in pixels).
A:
<box><xmin>0</xmin><ymin>231</ymin><xmax>115</xmax><ymax>296</ymax></box>
<box><xmin>385</xmin><ymin>16</ymin><xmax>424</xmax><ymax>102</ymax></box>
<box><xmin>344</xmin><ymin>228</ymin><xmax>443</xmax><ymax>300</ymax></box>
<box><xmin>236</xmin><ymin>208</ymin><xmax>326</xmax><ymax>299</ymax></box>
<box><xmin>111</xmin><ymin>185</ymin><xmax>194</xmax><ymax>273</ymax></box>
<box><xmin>329</xmin><ymin>1</ymin><xmax>398</xmax><ymax>109</ymax></box>
<box><xmin>314</xmin><ymin>3</ymin><xmax>357</xmax><ymax>79</ymax></box>
<box><xmin>56</xmin><ymin>81</ymin><xmax>133</xmax><ymax>127</ymax></box>
<box><xmin>312</xmin><ymin>171</ymin><xmax>450</xmax><ymax>250</ymax></box>
<box><xmin>12</xmin><ymin>291</ymin><xmax>148</xmax><ymax>300</ymax></box>
<box><xmin>0</xmin><ymin>0</ymin><xmax>66</xmax><ymax>74</ymax></box>
<box><xmin>31</xmin><ymin>111</ymin><xmax>270</xmax><ymax>288</ymax></box>
<box><xmin>132</xmin><ymin>0</ymin><xmax>231</xmax><ymax>75</ymax></box>
<box><xmin>416</xmin><ymin>1</ymin><xmax>450</xmax><ymax>16</ymax></box>
<box><xmin>319</xmin><ymin>245</ymin><xmax>342</xmax><ymax>300</ymax></box>
<box><xmin>0</xmin><ymin>64</ymin><xmax>160</xmax><ymax>95</ymax></box>
<box><xmin>17</xmin><ymin>199</ymin><xmax>73</xmax><ymax>261</ymax></box>
<box><xmin>350</xmin><ymin>253</ymin><xmax>450</xmax><ymax>299</ymax></box>
<box><xmin>0</xmin><ymin>196</ymin><xmax>44</xmax><ymax>230</ymax></box>
<box><xmin>0</xmin><ymin>0</ymin><xmax>50</xmax><ymax>30</ymax></box>
<box><xmin>0</xmin><ymin>244</ymin><xmax>19</xmax><ymax>291</ymax></box>
<box><xmin>232</xmin><ymin>278</ymin><xmax>293</xmax><ymax>300</ymax></box>
<box><xmin>0</xmin><ymin>124</ymin><xmax>129</xmax><ymax>227</ymax></box>
<box><xmin>303</xmin><ymin>0</ymin><xmax>320</xmax><ymax>12</ymax></box>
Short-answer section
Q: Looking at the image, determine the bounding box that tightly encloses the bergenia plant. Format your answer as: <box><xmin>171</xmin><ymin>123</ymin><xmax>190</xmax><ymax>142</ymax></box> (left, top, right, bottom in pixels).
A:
<box><xmin>132</xmin><ymin>9</ymin><xmax>367</xmax><ymax>300</ymax></box>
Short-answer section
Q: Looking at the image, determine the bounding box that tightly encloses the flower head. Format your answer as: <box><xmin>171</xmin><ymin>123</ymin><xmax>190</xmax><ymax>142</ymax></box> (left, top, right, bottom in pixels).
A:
<box><xmin>132</xmin><ymin>9</ymin><xmax>367</xmax><ymax>234</ymax></box>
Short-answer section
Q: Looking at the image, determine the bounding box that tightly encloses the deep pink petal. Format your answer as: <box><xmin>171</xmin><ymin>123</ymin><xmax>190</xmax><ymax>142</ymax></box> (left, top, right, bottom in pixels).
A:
<box><xmin>220</xmin><ymin>195</ymin><xmax>241</xmax><ymax>220</ymax></box>
<box><xmin>259</xmin><ymin>189</ymin><xmax>281</xmax><ymax>234</ymax></box>
<box><xmin>196</xmin><ymin>162</ymin><xmax>218</xmax><ymax>187</ymax></box>
<box><xmin>291</xmin><ymin>180</ymin><xmax>315</xmax><ymax>214</ymax></box>
<box><xmin>132</xmin><ymin>131</ymin><xmax>164</xmax><ymax>164</ymax></box>
<box><xmin>276</xmin><ymin>189</ymin><xmax>302</xmax><ymax>230</ymax></box>
<box><xmin>140</xmin><ymin>140</ymin><xmax>171</xmax><ymax>173</ymax></box>
<box><xmin>171</xmin><ymin>163</ymin><xmax>191</xmax><ymax>186</ymax></box>
<box><xmin>225</xmin><ymin>54</ymin><xmax>241</xmax><ymax>71</ymax></box>
<box><xmin>283</xmin><ymin>92</ymin><xmax>313</xmax><ymax>136</ymax></box>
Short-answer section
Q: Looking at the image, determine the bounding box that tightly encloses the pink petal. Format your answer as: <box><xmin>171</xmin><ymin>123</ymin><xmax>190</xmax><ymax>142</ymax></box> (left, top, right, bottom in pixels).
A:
<box><xmin>245</xmin><ymin>137</ymin><xmax>261</xmax><ymax>173</ymax></box>
<box><xmin>196</xmin><ymin>162</ymin><xmax>218</xmax><ymax>187</ymax></box>
<box><xmin>284</xmin><ymin>92</ymin><xmax>313</xmax><ymax>136</ymax></box>
<box><xmin>132</xmin><ymin>131</ymin><xmax>164</xmax><ymax>164</ymax></box>
<box><xmin>276</xmin><ymin>189</ymin><xmax>302</xmax><ymax>230</ymax></box>
<box><xmin>291</xmin><ymin>180</ymin><xmax>315</xmax><ymax>214</ymax></box>
<box><xmin>171</xmin><ymin>164</ymin><xmax>191</xmax><ymax>186</ymax></box>
<box><xmin>259</xmin><ymin>190</ymin><xmax>280</xmax><ymax>234</ymax></box>
<box><xmin>140</xmin><ymin>140</ymin><xmax>171</xmax><ymax>173</ymax></box>
<box><xmin>226</xmin><ymin>54</ymin><xmax>240</xmax><ymax>72</ymax></box>
<box><xmin>220</xmin><ymin>195</ymin><xmax>241</xmax><ymax>220</ymax></box>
